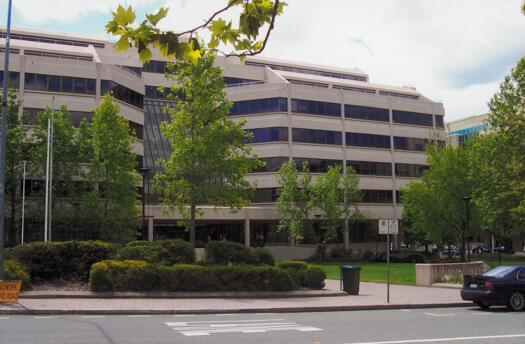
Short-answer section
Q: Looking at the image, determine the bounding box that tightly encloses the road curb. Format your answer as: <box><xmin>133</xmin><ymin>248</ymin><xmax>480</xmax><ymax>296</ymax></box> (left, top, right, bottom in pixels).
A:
<box><xmin>19</xmin><ymin>289</ymin><xmax>347</xmax><ymax>299</ymax></box>
<box><xmin>0</xmin><ymin>302</ymin><xmax>472</xmax><ymax>316</ymax></box>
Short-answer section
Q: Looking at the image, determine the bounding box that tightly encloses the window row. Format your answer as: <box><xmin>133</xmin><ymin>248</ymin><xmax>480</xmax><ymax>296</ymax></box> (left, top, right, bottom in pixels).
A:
<box><xmin>25</xmin><ymin>50</ymin><xmax>92</xmax><ymax>62</ymax></box>
<box><xmin>379</xmin><ymin>91</ymin><xmax>419</xmax><ymax>100</ymax></box>
<box><xmin>25</xmin><ymin>73</ymin><xmax>95</xmax><ymax>95</ymax></box>
<box><xmin>294</xmin><ymin>158</ymin><xmax>342</xmax><ymax>173</ymax></box>
<box><xmin>332</xmin><ymin>84</ymin><xmax>376</xmax><ymax>94</ymax></box>
<box><xmin>0</xmin><ymin>71</ymin><xmax>20</xmax><ymax>88</ymax></box>
<box><xmin>223</xmin><ymin>77</ymin><xmax>260</xmax><ymax>86</ymax></box>
<box><xmin>291</xmin><ymin>99</ymin><xmax>341</xmax><ymax>117</ymax></box>
<box><xmin>288</xmin><ymin>79</ymin><xmax>329</xmax><ymax>88</ymax></box>
<box><xmin>142</xmin><ymin>60</ymin><xmax>169</xmax><ymax>74</ymax></box>
<box><xmin>292</xmin><ymin>128</ymin><xmax>342</xmax><ymax>145</ymax></box>
<box><xmin>22</xmin><ymin>107</ymin><xmax>143</xmax><ymax>139</ymax></box>
<box><xmin>346</xmin><ymin>132</ymin><xmax>391</xmax><ymax>149</ymax></box>
<box><xmin>2</xmin><ymin>32</ymin><xmax>105</xmax><ymax>48</ymax></box>
<box><xmin>254</xmin><ymin>157</ymin><xmax>289</xmax><ymax>172</ymax></box>
<box><xmin>249</xmin><ymin>127</ymin><xmax>288</xmax><ymax>143</ymax></box>
<box><xmin>345</xmin><ymin>104</ymin><xmax>389</xmax><ymax>122</ymax></box>
<box><xmin>145</xmin><ymin>85</ymin><xmax>180</xmax><ymax>100</ymax></box>
<box><xmin>251</xmin><ymin>188</ymin><xmax>397</xmax><ymax>204</ymax></box>
<box><xmin>229</xmin><ymin>97</ymin><xmax>287</xmax><ymax>115</ymax></box>
<box><xmin>101</xmin><ymin>80</ymin><xmax>144</xmax><ymax>109</ymax></box>
<box><xmin>393</xmin><ymin>110</ymin><xmax>433</xmax><ymax>127</ymax></box>
<box><xmin>347</xmin><ymin>161</ymin><xmax>392</xmax><ymax>176</ymax></box>
<box><xmin>395</xmin><ymin>163</ymin><xmax>427</xmax><ymax>177</ymax></box>
<box><xmin>244</xmin><ymin>61</ymin><xmax>367</xmax><ymax>82</ymax></box>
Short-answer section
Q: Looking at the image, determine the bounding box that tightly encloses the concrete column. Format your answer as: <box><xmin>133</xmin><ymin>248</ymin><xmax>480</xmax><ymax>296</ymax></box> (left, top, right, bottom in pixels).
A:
<box><xmin>147</xmin><ymin>217</ymin><xmax>154</xmax><ymax>242</ymax></box>
<box><xmin>244</xmin><ymin>218</ymin><xmax>250</xmax><ymax>247</ymax></box>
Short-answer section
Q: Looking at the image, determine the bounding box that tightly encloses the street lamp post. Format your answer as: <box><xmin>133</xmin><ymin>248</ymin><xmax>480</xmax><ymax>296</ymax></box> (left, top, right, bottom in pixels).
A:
<box><xmin>462</xmin><ymin>196</ymin><xmax>471</xmax><ymax>262</ymax></box>
<box><xmin>314</xmin><ymin>213</ymin><xmax>323</xmax><ymax>263</ymax></box>
<box><xmin>137</xmin><ymin>167</ymin><xmax>151</xmax><ymax>240</ymax></box>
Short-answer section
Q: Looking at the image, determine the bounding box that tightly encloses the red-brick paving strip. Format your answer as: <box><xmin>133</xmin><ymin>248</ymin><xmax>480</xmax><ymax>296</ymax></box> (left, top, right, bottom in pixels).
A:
<box><xmin>0</xmin><ymin>280</ymin><xmax>470</xmax><ymax>315</ymax></box>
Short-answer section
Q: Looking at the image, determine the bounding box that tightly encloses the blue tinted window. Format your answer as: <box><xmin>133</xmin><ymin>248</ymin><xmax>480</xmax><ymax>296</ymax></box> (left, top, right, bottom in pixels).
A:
<box><xmin>24</xmin><ymin>73</ymin><xmax>35</xmax><ymax>89</ymax></box>
<box><xmin>239</xmin><ymin>101</ymin><xmax>249</xmax><ymax>115</ymax></box>
<box><xmin>74</xmin><ymin>78</ymin><xmax>85</xmax><ymax>93</ymax></box>
<box><xmin>393</xmin><ymin>110</ymin><xmax>433</xmax><ymax>126</ymax></box>
<box><xmin>280</xmin><ymin>98</ymin><xmax>288</xmax><ymax>111</ymax></box>
<box><xmin>249</xmin><ymin>100</ymin><xmax>258</xmax><ymax>113</ymax></box>
<box><xmin>345</xmin><ymin>104</ymin><xmax>389</xmax><ymax>122</ymax></box>
<box><xmin>230</xmin><ymin>98</ymin><xmax>288</xmax><ymax>115</ymax></box>
<box><xmin>86</xmin><ymin>79</ymin><xmax>95</xmax><ymax>94</ymax></box>
<box><xmin>269</xmin><ymin>98</ymin><xmax>278</xmax><ymax>112</ymax></box>
<box><xmin>62</xmin><ymin>77</ymin><xmax>73</xmax><ymax>92</ymax></box>
<box><xmin>346</xmin><ymin>133</ymin><xmax>391</xmax><ymax>149</ymax></box>
<box><xmin>293</xmin><ymin>128</ymin><xmax>341</xmax><ymax>145</ymax></box>
<box><xmin>48</xmin><ymin>76</ymin><xmax>60</xmax><ymax>92</ymax></box>
<box><xmin>249</xmin><ymin>127</ymin><xmax>288</xmax><ymax>143</ymax></box>
<box><xmin>36</xmin><ymin>74</ymin><xmax>47</xmax><ymax>90</ymax></box>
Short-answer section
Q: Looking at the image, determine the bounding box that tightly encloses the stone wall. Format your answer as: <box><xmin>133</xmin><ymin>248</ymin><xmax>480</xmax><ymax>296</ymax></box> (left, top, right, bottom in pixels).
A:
<box><xmin>415</xmin><ymin>261</ymin><xmax>484</xmax><ymax>287</ymax></box>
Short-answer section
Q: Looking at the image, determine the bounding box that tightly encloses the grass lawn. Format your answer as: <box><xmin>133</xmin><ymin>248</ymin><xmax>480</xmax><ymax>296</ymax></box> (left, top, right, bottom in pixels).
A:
<box><xmin>309</xmin><ymin>261</ymin><xmax>416</xmax><ymax>285</ymax></box>
<box><xmin>310</xmin><ymin>258</ymin><xmax>525</xmax><ymax>285</ymax></box>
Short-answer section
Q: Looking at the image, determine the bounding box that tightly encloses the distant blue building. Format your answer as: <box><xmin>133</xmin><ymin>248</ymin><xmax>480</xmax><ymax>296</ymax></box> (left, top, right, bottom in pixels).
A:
<box><xmin>447</xmin><ymin>114</ymin><xmax>489</xmax><ymax>147</ymax></box>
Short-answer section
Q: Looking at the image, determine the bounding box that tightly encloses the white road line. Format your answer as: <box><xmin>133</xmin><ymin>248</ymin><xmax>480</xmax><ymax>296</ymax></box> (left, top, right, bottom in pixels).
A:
<box><xmin>400</xmin><ymin>310</ymin><xmax>412</xmax><ymax>312</ymax></box>
<box><xmin>167</xmin><ymin>319</ymin><xmax>323</xmax><ymax>337</ymax></box>
<box><xmin>128</xmin><ymin>315</ymin><xmax>151</xmax><ymax>318</ymax></box>
<box><xmin>344</xmin><ymin>333</ymin><xmax>525</xmax><ymax>344</ymax></box>
<box><xmin>0</xmin><ymin>317</ymin><xmax>10</xmax><ymax>319</ymax></box>
<box><xmin>172</xmin><ymin>314</ymin><xmax>195</xmax><ymax>317</ymax></box>
<box><xmin>81</xmin><ymin>315</ymin><xmax>107</xmax><ymax>318</ymax></box>
<box><xmin>424</xmin><ymin>312</ymin><xmax>455</xmax><ymax>317</ymax></box>
<box><xmin>216</xmin><ymin>313</ymin><xmax>238</xmax><ymax>316</ymax></box>
<box><xmin>166</xmin><ymin>318</ymin><xmax>284</xmax><ymax>326</ymax></box>
<box><xmin>34</xmin><ymin>316</ymin><xmax>59</xmax><ymax>319</ymax></box>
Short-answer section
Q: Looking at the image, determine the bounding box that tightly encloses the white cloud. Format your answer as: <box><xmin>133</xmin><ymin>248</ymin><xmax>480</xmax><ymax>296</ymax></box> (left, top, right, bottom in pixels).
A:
<box><xmin>11</xmin><ymin>0</ymin><xmax>154</xmax><ymax>24</ymax></box>
<box><xmin>6</xmin><ymin>0</ymin><xmax>525</xmax><ymax>121</ymax></box>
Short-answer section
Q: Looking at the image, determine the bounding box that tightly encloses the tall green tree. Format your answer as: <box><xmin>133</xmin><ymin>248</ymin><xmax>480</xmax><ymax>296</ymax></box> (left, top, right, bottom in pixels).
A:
<box><xmin>311</xmin><ymin>165</ymin><xmax>362</xmax><ymax>262</ymax></box>
<box><xmin>276</xmin><ymin>161</ymin><xmax>314</xmax><ymax>242</ymax></box>
<box><xmin>157</xmin><ymin>51</ymin><xmax>261</xmax><ymax>247</ymax></box>
<box><xmin>401</xmin><ymin>144</ymin><xmax>479</xmax><ymax>261</ymax></box>
<box><xmin>30</xmin><ymin>105</ymin><xmax>84</xmax><ymax>241</ymax></box>
<box><xmin>469</xmin><ymin>57</ymin><xmax>525</xmax><ymax>243</ymax></box>
<box><xmin>106</xmin><ymin>1</ymin><xmax>286</xmax><ymax>63</ymax></box>
<box><xmin>81</xmin><ymin>94</ymin><xmax>140</xmax><ymax>244</ymax></box>
<box><xmin>2</xmin><ymin>89</ymin><xmax>28</xmax><ymax>246</ymax></box>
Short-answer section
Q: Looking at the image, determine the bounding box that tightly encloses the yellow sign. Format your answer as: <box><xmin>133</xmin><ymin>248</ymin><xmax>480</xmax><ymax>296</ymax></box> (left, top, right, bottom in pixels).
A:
<box><xmin>0</xmin><ymin>280</ymin><xmax>21</xmax><ymax>303</ymax></box>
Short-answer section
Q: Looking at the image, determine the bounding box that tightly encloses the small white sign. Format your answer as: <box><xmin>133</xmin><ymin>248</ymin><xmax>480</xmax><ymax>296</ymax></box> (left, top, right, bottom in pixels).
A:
<box><xmin>379</xmin><ymin>219</ymin><xmax>399</xmax><ymax>234</ymax></box>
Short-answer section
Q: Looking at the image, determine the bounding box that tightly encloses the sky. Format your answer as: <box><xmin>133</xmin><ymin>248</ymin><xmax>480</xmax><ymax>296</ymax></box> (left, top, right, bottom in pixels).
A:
<box><xmin>1</xmin><ymin>0</ymin><xmax>524</xmax><ymax>122</ymax></box>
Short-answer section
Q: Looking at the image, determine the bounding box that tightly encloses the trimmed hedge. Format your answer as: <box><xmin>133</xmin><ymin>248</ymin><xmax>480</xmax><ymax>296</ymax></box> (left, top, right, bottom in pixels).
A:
<box><xmin>253</xmin><ymin>247</ymin><xmax>275</xmax><ymax>266</ymax></box>
<box><xmin>89</xmin><ymin>260</ymin><xmax>296</xmax><ymax>292</ymax></box>
<box><xmin>117</xmin><ymin>239</ymin><xmax>195</xmax><ymax>265</ymax></box>
<box><xmin>390</xmin><ymin>252</ymin><xmax>426</xmax><ymax>263</ymax></box>
<box><xmin>3</xmin><ymin>259</ymin><xmax>32</xmax><ymax>290</ymax></box>
<box><xmin>277</xmin><ymin>260</ymin><xmax>308</xmax><ymax>270</ymax></box>
<box><xmin>5</xmin><ymin>241</ymin><xmax>118</xmax><ymax>282</ymax></box>
<box><xmin>204</xmin><ymin>241</ymin><xmax>259</xmax><ymax>265</ymax></box>
<box><xmin>276</xmin><ymin>260</ymin><xmax>326</xmax><ymax>289</ymax></box>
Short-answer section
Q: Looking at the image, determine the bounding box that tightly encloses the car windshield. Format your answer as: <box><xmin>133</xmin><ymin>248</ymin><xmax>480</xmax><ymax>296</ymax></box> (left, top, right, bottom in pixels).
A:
<box><xmin>483</xmin><ymin>266</ymin><xmax>517</xmax><ymax>278</ymax></box>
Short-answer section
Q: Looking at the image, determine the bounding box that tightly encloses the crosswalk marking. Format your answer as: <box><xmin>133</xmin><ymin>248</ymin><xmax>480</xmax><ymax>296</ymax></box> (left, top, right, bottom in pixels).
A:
<box><xmin>424</xmin><ymin>312</ymin><xmax>455</xmax><ymax>317</ymax></box>
<box><xmin>0</xmin><ymin>317</ymin><xmax>10</xmax><ymax>320</ymax></box>
<box><xmin>166</xmin><ymin>319</ymin><xmax>322</xmax><ymax>336</ymax></box>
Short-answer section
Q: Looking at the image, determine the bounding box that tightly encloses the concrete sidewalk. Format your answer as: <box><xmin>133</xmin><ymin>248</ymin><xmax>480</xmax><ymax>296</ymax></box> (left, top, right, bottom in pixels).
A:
<box><xmin>0</xmin><ymin>280</ymin><xmax>470</xmax><ymax>315</ymax></box>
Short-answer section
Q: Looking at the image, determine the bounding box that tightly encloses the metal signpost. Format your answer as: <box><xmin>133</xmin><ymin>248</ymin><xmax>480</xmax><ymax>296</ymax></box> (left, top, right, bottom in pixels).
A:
<box><xmin>379</xmin><ymin>219</ymin><xmax>398</xmax><ymax>303</ymax></box>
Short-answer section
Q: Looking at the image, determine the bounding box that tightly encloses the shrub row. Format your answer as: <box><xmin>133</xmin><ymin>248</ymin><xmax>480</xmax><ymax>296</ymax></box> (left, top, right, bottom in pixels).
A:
<box><xmin>204</xmin><ymin>241</ymin><xmax>275</xmax><ymax>266</ymax></box>
<box><xmin>3</xmin><ymin>259</ymin><xmax>32</xmax><ymax>290</ymax></box>
<box><xmin>5</xmin><ymin>241</ymin><xmax>118</xmax><ymax>282</ymax></box>
<box><xmin>89</xmin><ymin>260</ymin><xmax>295</xmax><ymax>292</ymax></box>
<box><xmin>277</xmin><ymin>260</ymin><xmax>325</xmax><ymax>289</ymax></box>
<box><xmin>118</xmin><ymin>239</ymin><xmax>195</xmax><ymax>265</ymax></box>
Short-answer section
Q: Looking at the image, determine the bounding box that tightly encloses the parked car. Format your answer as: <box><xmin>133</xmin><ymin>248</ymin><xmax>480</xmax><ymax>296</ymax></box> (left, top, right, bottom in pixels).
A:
<box><xmin>493</xmin><ymin>245</ymin><xmax>506</xmax><ymax>252</ymax></box>
<box><xmin>461</xmin><ymin>265</ymin><xmax>525</xmax><ymax>311</ymax></box>
<box><xmin>472</xmin><ymin>245</ymin><xmax>489</xmax><ymax>254</ymax></box>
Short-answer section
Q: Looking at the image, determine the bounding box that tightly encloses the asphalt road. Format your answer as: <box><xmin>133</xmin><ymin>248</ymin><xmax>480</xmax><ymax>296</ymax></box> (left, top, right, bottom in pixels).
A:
<box><xmin>0</xmin><ymin>307</ymin><xmax>524</xmax><ymax>344</ymax></box>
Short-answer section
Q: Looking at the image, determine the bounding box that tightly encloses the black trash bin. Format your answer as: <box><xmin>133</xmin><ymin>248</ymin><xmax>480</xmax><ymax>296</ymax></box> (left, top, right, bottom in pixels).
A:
<box><xmin>340</xmin><ymin>265</ymin><xmax>361</xmax><ymax>295</ymax></box>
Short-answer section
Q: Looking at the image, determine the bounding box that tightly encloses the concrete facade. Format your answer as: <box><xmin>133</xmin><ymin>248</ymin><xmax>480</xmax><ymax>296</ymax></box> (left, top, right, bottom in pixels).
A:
<box><xmin>2</xmin><ymin>27</ymin><xmax>446</xmax><ymax>252</ymax></box>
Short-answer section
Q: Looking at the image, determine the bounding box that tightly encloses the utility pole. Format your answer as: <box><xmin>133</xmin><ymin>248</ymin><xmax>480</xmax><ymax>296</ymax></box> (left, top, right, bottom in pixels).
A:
<box><xmin>0</xmin><ymin>0</ymin><xmax>13</xmax><ymax>280</ymax></box>
<box><xmin>44</xmin><ymin>98</ymin><xmax>55</xmax><ymax>242</ymax></box>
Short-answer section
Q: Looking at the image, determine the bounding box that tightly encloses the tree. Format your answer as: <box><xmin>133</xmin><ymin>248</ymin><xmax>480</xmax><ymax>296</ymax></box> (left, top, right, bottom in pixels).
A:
<box><xmin>401</xmin><ymin>144</ymin><xmax>479</xmax><ymax>261</ymax></box>
<box><xmin>469</xmin><ymin>57</ymin><xmax>525</xmax><ymax>243</ymax></box>
<box><xmin>106</xmin><ymin>1</ymin><xmax>286</xmax><ymax>63</ymax></box>
<box><xmin>1</xmin><ymin>89</ymin><xmax>28</xmax><ymax>246</ymax></box>
<box><xmin>81</xmin><ymin>95</ymin><xmax>141</xmax><ymax>244</ymax></box>
<box><xmin>311</xmin><ymin>165</ymin><xmax>362</xmax><ymax>262</ymax></box>
<box><xmin>276</xmin><ymin>161</ymin><xmax>314</xmax><ymax>243</ymax></box>
<box><xmin>30</xmin><ymin>105</ymin><xmax>85</xmax><ymax>241</ymax></box>
<box><xmin>277</xmin><ymin>163</ymin><xmax>362</xmax><ymax>262</ymax></box>
<box><xmin>156</xmin><ymin>51</ymin><xmax>261</xmax><ymax>247</ymax></box>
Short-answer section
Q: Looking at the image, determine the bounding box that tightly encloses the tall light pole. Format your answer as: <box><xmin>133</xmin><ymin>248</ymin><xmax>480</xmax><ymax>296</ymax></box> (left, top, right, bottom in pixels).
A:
<box><xmin>462</xmin><ymin>196</ymin><xmax>471</xmax><ymax>262</ymax></box>
<box><xmin>0</xmin><ymin>0</ymin><xmax>13</xmax><ymax>280</ymax></box>
<box><xmin>44</xmin><ymin>98</ymin><xmax>55</xmax><ymax>242</ymax></box>
<box><xmin>21</xmin><ymin>161</ymin><xmax>26</xmax><ymax>245</ymax></box>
